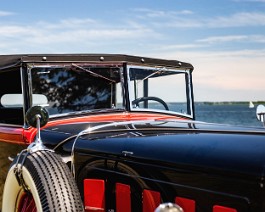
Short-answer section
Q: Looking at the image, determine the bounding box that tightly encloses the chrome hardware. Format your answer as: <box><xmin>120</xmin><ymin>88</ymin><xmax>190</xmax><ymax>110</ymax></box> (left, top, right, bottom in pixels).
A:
<box><xmin>122</xmin><ymin>151</ymin><xmax>134</xmax><ymax>157</ymax></box>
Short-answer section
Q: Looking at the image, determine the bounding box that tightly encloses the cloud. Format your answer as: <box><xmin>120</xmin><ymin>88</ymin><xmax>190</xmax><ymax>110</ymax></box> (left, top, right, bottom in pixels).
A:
<box><xmin>197</xmin><ymin>35</ymin><xmax>265</xmax><ymax>44</ymax></box>
<box><xmin>150</xmin><ymin>45</ymin><xmax>265</xmax><ymax>60</ymax></box>
<box><xmin>134</xmin><ymin>9</ymin><xmax>265</xmax><ymax>28</ymax></box>
<box><xmin>36</xmin><ymin>18</ymin><xmax>98</xmax><ymax>30</ymax></box>
<box><xmin>207</xmin><ymin>12</ymin><xmax>265</xmax><ymax>27</ymax></box>
<box><xmin>130</xmin><ymin>8</ymin><xmax>201</xmax><ymax>28</ymax></box>
<box><xmin>132</xmin><ymin>8</ymin><xmax>193</xmax><ymax>18</ymax></box>
<box><xmin>0</xmin><ymin>17</ymin><xmax>161</xmax><ymax>54</ymax></box>
<box><xmin>197</xmin><ymin>35</ymin><xmax>248</xmax><ymax>43</ymax></box>
<box><xmin>172</xmin><ymin>12</ymin><xmax>265</xmax><ymax>28</ymax></box>
<box><xmin>0</xmin><ymin>11</ymin><xmax>14</xmax><ymax>17</ymax></box>
<box><xmin>0</xmin><ymin>26</ymin><xmax>29</xmax><ymax>36</ymax></box>
<box><xmin>2</xmin><ymin>9</ymin><xmax>264</xmax><ymax>54</ymax></box>
<box><xmin>157</xmin><ymin>44</ymin><xmax>207</xmax><ymax>50</ymax></box>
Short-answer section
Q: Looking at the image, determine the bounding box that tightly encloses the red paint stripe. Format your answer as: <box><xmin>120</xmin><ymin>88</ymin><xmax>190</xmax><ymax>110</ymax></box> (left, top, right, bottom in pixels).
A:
<box><xmin>116</xmin><ymin>183</ymin><xmax>131</xmax><ymax>212</ymax></box>
<box><xmin>142</xmin><ymin>189</ymin><xmax>161</xmax><ymax>212</ymax></box>
<box><xmin>84</xmin><ymin>179</ymin><xmax>105</xmax><ymax>212</ymax></box>
<box><xmin>45</xmin><ymin>112</ymin><xmax>184</xmax><ymax>128</ymax></box>
<box><xmin>175</xmin><ymin>197</ymin><xmax>195</xmax><ymax>212</ymax></box>
<box><xmin>213</xmin><ymin>205</ymin><xmax>237</xmax><ymax>212</ymax></box>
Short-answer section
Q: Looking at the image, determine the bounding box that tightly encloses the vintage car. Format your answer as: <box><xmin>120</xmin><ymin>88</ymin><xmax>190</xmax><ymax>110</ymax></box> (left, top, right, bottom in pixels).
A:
<box><xmin>0</xmin><ymin>54</ymin><xmax>265</xmax><ymax>212</ymax></box>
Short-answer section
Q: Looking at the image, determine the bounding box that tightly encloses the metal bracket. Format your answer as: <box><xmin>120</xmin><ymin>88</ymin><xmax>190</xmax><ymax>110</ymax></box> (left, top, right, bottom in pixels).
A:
<box><xmin>13</xmin><ymin>150</ymin><xmax>30</xmax><ymax>192</ymax></box>
<box><xmin>27</xmin><ymin>114</ymin><xmax>49</xmax><ymax>153</ymax></box>
<box><xmin>13</xmin><ymin>114</ymin><xmax>53</xmax><ymax>191</ymax></box>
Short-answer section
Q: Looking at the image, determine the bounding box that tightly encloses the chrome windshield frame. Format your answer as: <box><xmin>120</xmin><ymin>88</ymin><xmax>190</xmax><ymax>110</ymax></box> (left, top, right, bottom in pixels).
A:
<box><xmin>126</xmin><ymin>65</ymin><xmax>194</xmax><ymax>119</ymax></box>
<box><xmin>27</xmin><ymin>63</ymin><xmax>126</xmax><ymax>118</ymax></box>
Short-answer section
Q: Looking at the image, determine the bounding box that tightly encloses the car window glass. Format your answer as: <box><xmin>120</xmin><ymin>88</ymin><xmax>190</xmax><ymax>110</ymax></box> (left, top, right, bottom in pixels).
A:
<box><xmin>31</xmin><ymin>66</ymin><xmax>124</xmax><ymax>115</ymax></box>
<box><xmin>129</xmin><ymin>67</ymin><xmax>190</xmax><ymax>116</ymax></box>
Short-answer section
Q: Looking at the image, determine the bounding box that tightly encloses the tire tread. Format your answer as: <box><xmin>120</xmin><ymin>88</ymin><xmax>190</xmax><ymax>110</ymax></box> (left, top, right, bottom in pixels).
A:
<box><xmin>18</xmin><ymin>151</ymin><xmax>84</xmax><ymax>212</ymax></box>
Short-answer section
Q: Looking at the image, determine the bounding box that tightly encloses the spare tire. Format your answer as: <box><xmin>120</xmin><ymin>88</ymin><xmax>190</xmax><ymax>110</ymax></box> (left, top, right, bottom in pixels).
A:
<box><xmin>2</xmin><ymin>150</ymin><xmax>84</xmax><ymax>212</ymax></box>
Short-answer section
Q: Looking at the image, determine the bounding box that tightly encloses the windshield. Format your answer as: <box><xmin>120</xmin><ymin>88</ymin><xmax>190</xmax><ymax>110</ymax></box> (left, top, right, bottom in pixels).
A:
<box><xmin>29</xmin><ymin>64</ymin><xmax>193</xmax><ymax>118</ymax></box>
<box><xmin>30</xmin><ymin>65</ymin><xmax>124</xmax><ymax>116</ymax></box>
<box><xmin>128</xmin><ymin>66</ymin><xmax>193</xmax><ymax>117</ymax></box>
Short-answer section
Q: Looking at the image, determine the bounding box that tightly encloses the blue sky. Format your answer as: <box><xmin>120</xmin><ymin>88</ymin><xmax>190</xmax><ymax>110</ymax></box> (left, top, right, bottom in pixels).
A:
<box><xmin>1</xmin><ymin>0</ymin><xmax>265</xmax><ymax>101</ymax></box>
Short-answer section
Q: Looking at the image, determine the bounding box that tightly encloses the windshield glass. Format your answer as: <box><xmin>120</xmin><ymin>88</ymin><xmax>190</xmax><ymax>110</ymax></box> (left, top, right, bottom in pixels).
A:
<box><xmin>129</xmin><ymin>66</ymin><xmax>193</xmax><ymax>117</ymax></box>
<box><xmin>31</xmin><ymin>65</ymin><xmax>124</xmax><ymax>116</ymax></box>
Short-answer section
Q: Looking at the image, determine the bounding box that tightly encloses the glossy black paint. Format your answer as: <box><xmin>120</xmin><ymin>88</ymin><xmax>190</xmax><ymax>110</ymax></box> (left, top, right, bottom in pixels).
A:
<box><xmin>38</xmin><ymin>116</ymin><xmax>265</xmax><ymax>211</ymax></box>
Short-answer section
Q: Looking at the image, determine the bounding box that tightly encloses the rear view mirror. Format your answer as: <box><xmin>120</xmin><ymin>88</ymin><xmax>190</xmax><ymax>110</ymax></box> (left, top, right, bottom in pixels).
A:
<box><xmin>256</xmin><ymin>104</ymin><xmax>265</xmax><ymax>126</ymax></box>
<box><xmin>1</xmin><ymin>94</ymin><xmax>48</xmax><ymax>107</ymax></box>
<box><xmin>26</xmin><ymin>106</ymin><xmax>49</xmax><ymax>128</ymax></box>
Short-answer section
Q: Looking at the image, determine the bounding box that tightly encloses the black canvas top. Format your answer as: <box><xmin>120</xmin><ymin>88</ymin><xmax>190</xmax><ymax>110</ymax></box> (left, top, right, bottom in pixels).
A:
<box><xmin>0</xmin><ymin>54</ymin><xmax>193</xmax><ymax>71</ymax></box>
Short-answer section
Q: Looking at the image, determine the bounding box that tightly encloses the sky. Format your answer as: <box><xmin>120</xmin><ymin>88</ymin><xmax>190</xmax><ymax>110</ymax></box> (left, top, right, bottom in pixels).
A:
<box><xmin>0</xmin><ymin>0</ymin><xmax>265</xmax><ymax>102</ymax></box>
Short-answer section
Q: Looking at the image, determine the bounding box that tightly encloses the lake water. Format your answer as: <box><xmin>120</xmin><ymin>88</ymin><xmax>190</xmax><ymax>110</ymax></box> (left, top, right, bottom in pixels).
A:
<box><xmin>147</xmin><ymin>101</ymin><xmax>263</xmax><ymax>128</ymax></box>
<box><xmin>195</xmin><ymin>102</ymin><xmax>263</xmax><ymax>127</ymax></box>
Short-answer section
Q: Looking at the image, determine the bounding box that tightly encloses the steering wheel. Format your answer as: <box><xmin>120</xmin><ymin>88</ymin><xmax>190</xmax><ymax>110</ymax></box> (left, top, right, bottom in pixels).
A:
<box><xmin>132</xmin><ymin>96</ymin><xmax>169</xmax><ymax>110</ymax></box>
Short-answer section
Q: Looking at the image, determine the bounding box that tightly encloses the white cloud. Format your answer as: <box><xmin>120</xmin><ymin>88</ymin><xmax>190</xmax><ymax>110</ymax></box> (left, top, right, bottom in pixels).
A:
<box><xmin>150</xmin><ymin>46</ymin><xmax>265</xmax><ymax>60</ymax></box>
<box><xmin>25</xmin><ymin>28</ymin><xmax>156</xmax><ymax>45</ymax></box>
<box><xmin>197</xmin><ymin>35</ymin><xmax>248</xmax><ymax>43</ymax></box>
<box><xmin>131</xmin><ymin>8</ymin><xmax>200</xmax><ymax>28</ymax></box>
<box><xmin>207</xmin><ymin>12</ymin><xmax>265</xmax><ymax>27</ymax></box>
<box><xmin>157</xmin><ymin>44</ymin><xmax>207</xmax><ymax>50</ymax></box>
<box><xmin>35</xmin><ymin>18</ymin><xmax>98</xmax><ymax>30</ymax></box>
<box><xmin>132</xmin><ymin>8</ymin><xmax>193</xmax><ymax>18</ymax></box>
<box><xmin>252</xmin><ymin>35</ymin><xmax>265</xmax><ymax>43</ymax></box>
<box><xmin>0</xmin><ymin>17</ymin><xmax>161</xmax><ymax>54</ymax></box>
<box><xmin>197</xmin><ymin>35</ymin><xmax>265</xmax><ymax>44</ymax></box>
<box><xmin>0</xmin><ymin>11</ymin><xmax>14</xmax><ymax>16</ymax></box>
<box><xmin>135</xmin><ymin>10</ymin><xmax>265</xmax><ymax>28</ymax></box>
<box><xmin>0</xmin><ymin>26</ymin><xmax>28</xmax><ymax>36</ymax></box>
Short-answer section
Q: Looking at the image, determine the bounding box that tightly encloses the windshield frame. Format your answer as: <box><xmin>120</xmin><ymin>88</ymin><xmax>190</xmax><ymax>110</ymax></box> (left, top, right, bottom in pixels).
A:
<box><xmin>127</xmin><ymin>65</ymin><xmax>194</xmax><ymax>119</ymax></box>
<box><xmin>25</xmin><ymin>62</ymin><xmax>194</xmax><ymax>120</ymax></box>
<box><xmin>27</xmin><ymin>63</ymin><xmax>126</xmax><ymax>118</ymax></box>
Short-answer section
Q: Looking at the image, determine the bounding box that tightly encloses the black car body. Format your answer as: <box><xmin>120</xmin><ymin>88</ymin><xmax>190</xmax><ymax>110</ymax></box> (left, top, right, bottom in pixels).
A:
<box><xmin>0</xmin><ymin>54</ymin><xmax>265</xmax><ymax>212</ymax></box>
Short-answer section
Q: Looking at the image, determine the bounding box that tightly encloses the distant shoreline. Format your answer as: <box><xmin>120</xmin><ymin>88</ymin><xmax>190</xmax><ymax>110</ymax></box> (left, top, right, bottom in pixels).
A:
<box><xmin>195</xmin><ymin>101</ymin><xmax>265</xmax><ymax>105</ymax></box>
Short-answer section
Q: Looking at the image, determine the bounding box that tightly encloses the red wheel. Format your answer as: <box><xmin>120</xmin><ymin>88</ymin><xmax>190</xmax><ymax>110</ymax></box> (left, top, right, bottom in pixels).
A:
<box><xmin>17</xmin><ymin>192</ymin><xmax>37</xmax><ymax>212</ymax></box>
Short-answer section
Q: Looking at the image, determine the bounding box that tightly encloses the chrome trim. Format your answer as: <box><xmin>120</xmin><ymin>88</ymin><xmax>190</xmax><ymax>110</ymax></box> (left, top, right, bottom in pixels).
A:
<box><xmin>27</xmin><ymin>114</ymin><xmax>50</xmax><ymax>153</ymax></box>
<box><xmin>20</xmin><ymin>66</ymin><xmax>26</xmax><ymax>127</ymax></box>
<box><xmin>127</xmin><ymin>65</ymin><xmax>194</xmax><ymax>119</ymax></box>
<box><xmin>122</xmin><ymin>151</ymin><xmax>134</xmax><ymax>157</ymax></box>
<box><xmin>70</xmin><ymin>119</ymin><xmax>154</xmax><ymax>177</ymax></box>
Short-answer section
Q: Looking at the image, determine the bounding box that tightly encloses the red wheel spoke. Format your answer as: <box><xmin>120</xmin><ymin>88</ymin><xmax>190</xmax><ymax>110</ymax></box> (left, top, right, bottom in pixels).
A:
<box><xmin>18</xmin><ymin>192</ymin><xmax>37</xmax><ymax>212</ymax></box>
<box><xmin>26</xmin><ymin>196</ymin><xmax>37</xmax><ymax>212</ymax></box>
